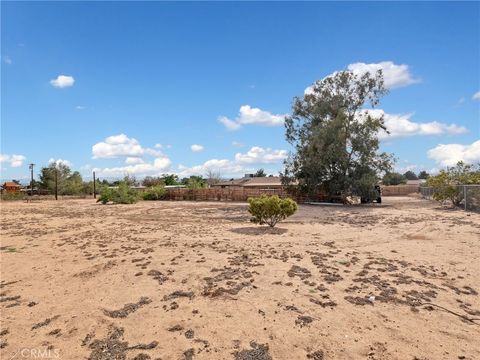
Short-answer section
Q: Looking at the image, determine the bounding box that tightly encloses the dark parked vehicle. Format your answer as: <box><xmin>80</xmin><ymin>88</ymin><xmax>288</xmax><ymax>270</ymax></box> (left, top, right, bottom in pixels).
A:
<box><xmin>361</xmin><ymin>185</ymin><xmax>382</xmax><ymax>204</ymax></box>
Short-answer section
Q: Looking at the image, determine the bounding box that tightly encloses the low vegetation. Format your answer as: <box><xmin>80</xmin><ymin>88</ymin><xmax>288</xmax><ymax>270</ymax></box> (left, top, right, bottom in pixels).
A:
<box><xmin>248</xmin><ymin>195</ymin><xmax>298</xmax><ymax>227</ymax></box>
<box><xmin>97</xmin><ymin>182</ymin><xmax>139</xmax><ymax>204</ymax></box>
<box><xmin>426</xmin><ymin>161</ymin><xmax>480</xmax><ymax>207</ymax></box>
<box><xmin>142</xmin><ymin>185</ymin><xmax>166</xmax><ymax>200</ymax></box>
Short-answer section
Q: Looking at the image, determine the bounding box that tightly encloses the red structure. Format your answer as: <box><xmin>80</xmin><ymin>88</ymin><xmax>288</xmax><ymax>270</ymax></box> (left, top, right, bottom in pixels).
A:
<box><xmin>2</xmin><ymin>182</ymin><xmax>21</xmax><ymax>193</ymax></box>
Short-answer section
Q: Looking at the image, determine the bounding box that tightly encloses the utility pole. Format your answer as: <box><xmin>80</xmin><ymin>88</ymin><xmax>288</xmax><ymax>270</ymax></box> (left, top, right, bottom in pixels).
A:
<box><xmin>29</xmin><ymin>163</ymin><xmax>35</xmax><ymax>197</ymax></box>
<box><xmin>55</xmin><ymin>168</ymin><xmax>58</xmax><ymax>200</ymax></box>
<box><xmin>93</xmin><ymin>171</ymin><xmax>96</xmax><ymax>199</ymax></box>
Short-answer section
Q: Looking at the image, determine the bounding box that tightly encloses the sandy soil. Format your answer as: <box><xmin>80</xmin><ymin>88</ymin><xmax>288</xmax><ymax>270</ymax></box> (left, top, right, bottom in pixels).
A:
<box><xmin>1</xmin><ymin>196</ymin><xmax>479</xmax><ymax>360</ymax></box>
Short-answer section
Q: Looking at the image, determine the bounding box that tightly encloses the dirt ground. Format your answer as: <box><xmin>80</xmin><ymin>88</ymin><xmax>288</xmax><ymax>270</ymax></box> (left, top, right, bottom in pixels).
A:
<box><xmin>1</xmin><ymin>196</ymin><xmax>479</xmax><ymax>360</ymax></box>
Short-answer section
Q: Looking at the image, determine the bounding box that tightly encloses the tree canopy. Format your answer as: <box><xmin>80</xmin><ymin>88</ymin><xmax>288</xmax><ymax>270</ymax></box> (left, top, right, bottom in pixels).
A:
<box><xmin>282</xmin><ymin>69</ymin><xmax>393</xmax><ymax>199</ymax></box>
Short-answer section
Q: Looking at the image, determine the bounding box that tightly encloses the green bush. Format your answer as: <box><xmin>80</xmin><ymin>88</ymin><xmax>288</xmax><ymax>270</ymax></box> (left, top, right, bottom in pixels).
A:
<box><xmin>142</xmin><ymin>185</ymin><xmax>166</xmax><ymax>200</ymax></box>
<box><xmin>248</xmin><ymin>195</ymin><xmax>298</xmax><ymax>227</ymax></box>
<box><xmin>97</xmin><ymin>182</ymin><xmax>139</xmax><ymax>204</ymax></box>
<box><xmin>426</xmin><ymin>161</ymin><xmax>480</xmax><ymax>207</ymax></box>
<box><xmin>1</xmin><ymin>192</ymin><xmax>25</xmax><ymax>201</ymax></box>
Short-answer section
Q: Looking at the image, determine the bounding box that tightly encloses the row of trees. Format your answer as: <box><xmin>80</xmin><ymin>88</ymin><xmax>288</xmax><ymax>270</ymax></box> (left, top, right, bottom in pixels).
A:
<box><xmin>34</xmin><ymin>162</ymin><xmax>273</xmax><ymax>196</ymax></box>
<box><xmin>382</xmin><ymin>170</ymin><xmax>430</xmax><ymax>186</ymax></box>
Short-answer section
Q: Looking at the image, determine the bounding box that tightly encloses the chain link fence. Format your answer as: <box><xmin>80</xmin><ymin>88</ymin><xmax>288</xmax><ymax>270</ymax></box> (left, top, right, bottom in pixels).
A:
<box><xmin>420</xmin><ymin>185</ymin><xmax>480</xmax><ymax>212</ymax></box>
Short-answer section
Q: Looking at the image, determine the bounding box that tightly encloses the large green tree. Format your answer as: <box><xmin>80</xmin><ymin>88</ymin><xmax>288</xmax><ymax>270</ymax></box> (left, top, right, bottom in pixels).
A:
<box><xmin>282</xmin><ymin>70</ymin><xmax>393</xmax><ymax>199</ymax></box>
<box><xmin>39</xmin><ymin>162</ymin><xmax>88</xmax><ymax>195</ymax></box>
<box><xmin>39</xmin><ymin>162</ymin><xmax>72</xmax><ymax>195</ymax></box>
<box><xmin>382</xmin><ymin>172</ymin><xmax>407</xmax><ymax>186</ymax></box>
<box><xmin>403</xmin><ymin>170</ymin><xmax>418</xmax><ymax>180</ymax></box>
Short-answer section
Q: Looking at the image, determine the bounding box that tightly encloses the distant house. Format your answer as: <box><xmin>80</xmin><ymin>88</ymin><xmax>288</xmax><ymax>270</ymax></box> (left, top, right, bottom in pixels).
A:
<box><xmin>242</xmin><ymin>176</ymin><xmax>283</xmax><ymax>190</ymax></box>
<box><xmin>211</xmin><ymin>177</ymin><xmax>252</xmax><ymax>189</ymax></box>
<box><xmin>2</xmin><ymin>181</ymin><xmax>21</xmax><ymax>193</ymax></box>
<box><xmin>211</xmin><ymin>176</ymin><xmax>284</xmax><ymax>190</ymax></box>
<box><xmin>406</xmin><ymin>179</ymin><xmax>427</xmax><ymax>186</ymax></box>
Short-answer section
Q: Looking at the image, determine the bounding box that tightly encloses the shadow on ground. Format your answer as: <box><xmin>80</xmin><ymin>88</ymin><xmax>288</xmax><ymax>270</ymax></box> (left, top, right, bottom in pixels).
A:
<box><xmin>230</xmin><ymin>227</ymin><xmax>288</xmax><ymax>236</ymax></box>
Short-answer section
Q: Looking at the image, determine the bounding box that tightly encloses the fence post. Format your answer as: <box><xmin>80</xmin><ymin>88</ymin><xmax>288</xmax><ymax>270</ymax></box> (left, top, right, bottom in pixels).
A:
<box><xmin>464</xmin><ymin>186</ymin><xmax>467</xmax><ymax>211</ymax></box>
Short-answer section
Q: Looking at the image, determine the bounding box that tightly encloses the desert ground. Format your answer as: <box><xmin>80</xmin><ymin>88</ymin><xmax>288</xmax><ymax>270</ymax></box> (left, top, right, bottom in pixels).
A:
<box><xmin>0</xmin><ymin>196</ymin><xmax>479</xmax><ymax>360</ymax></box>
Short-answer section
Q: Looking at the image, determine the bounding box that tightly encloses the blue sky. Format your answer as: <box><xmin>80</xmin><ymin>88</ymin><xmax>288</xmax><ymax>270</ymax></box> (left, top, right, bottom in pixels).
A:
<box><xmin>1</xmin><ymin>2</ymin><xmax>479</xmax><ymax>181</ymax></box>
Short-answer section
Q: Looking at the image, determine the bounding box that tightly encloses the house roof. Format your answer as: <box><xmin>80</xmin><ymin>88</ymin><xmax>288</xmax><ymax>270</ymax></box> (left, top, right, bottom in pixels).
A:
<box><xmin>3</xmin><ymin>181</ymin><xmax>21</xmax><ymax>187</ymax></box>
<box><xmin>243</xmin><ymin>176</ymin><xmax>283</xmax><ymax>187</ymax></box>
<box><xmin>213</xmin><ymin>178</ymin><xmax>251</xmax><ymax>186</ymax></box>
<box><xmin>406</xmin><ymin>179</ymin><xmax>426</xmax><ymax>185</ymax></box>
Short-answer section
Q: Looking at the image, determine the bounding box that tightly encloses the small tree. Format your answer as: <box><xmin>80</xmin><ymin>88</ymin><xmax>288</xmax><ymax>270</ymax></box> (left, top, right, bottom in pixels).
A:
<box><xmin>382</xmin><ymin>172</ymin><xmax>407</xmax><ymax>186</ymax></box>
<box><xmin>248</xmin><ymin>195</ymin><xmax>298</xmax><ymax>227</ymax></box>
<box><xmin>142</xmin><ymin>176</ymin><xmax>164</xmax><ymax>187</ymax></box>
<box><xmin>403</xmin><ymin>170</ymin><xmax>418</xmax><ymax>180</ymax></box>
<box><xmin>97</xmin><ymin>181</ymin><xmax>139</xmax><ymax>204</ymax></box>
<box><xmin>142</xmin><ymin>184</ymin><xmax>166</xmax><ymax>200</ymax></box>
<box><xmin>254</xmin><ymin>169</ymin><xmax>267</xmax><ymax>177</ymax></box>
<box><xmin>418</xmin><ymin>170</ymin><xmax>430</xmax><ymax>180</ymax></box>
<box><xmin>426</xmin><ymin>161</ymin><xmax>480</xmax><ymax>207</ymax></box>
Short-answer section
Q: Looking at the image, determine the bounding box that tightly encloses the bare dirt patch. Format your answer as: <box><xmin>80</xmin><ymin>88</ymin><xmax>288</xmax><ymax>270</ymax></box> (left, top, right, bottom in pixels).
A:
<box><xmin>1</xmin><ymin>197</ymin><xmax>479</xmax><ymax>359</ymax></box>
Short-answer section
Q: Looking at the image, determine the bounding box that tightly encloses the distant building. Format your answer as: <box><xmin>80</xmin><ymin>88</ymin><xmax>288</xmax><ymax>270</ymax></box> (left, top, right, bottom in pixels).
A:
<box><xmin>2</xmin><ymin>181</ymin><xmax>21</xmax><ymax>193</ymax></box>
<box><xmin>242</xmin><ymin>176</ymin><xmax>283</xmax><ymax>189</ymax></box>
<box><xmin>211</xmin><ymin>177</ymin><xmax>252</xmax><ymax>189</ymax></box>
<box><xmin>406</xmin><ymin>179</ymin><xmax>427</xmax><ymax>186</ymax></box>
<box><xmin>211</xmin><ymin>176</ymin><xmax>284</xmax><ymax>190</ymax></box>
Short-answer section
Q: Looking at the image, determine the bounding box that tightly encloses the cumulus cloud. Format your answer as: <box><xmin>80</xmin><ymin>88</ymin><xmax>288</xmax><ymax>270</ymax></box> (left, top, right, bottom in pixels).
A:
<box><xmin>305</xmin><ymin>61</ymin><xmax>419</xmax><ymax>95</ymax></box>
<box><xmin>191</xmin><ymin>144</ymin><xmax>204</xmax><ymax>152</ymax></box>
<box><xmin>125</xmin><ymin>157</ymin><xmax>145</xmax><ymax>165</ymax></box>
<box><xmin>0</xmin><ymin>154</ymin><xmax>26</xmax><ymax>167</ymax></box>
<box><xmin>177</xmin><ymin>146</ymin><xmax>287</xmax><ymax>177</ymax></box>
<box><xmin>92</xmin><ymin>134</ymin><xmax>146</xmax><ymax>159</ymax></box>
<box><xmin>427</xmin><ymin>140</ymin><xmax>480</xmax><ymax>167</ymax></box>
<box><xmin>91</xmin><ymin>134</ymin><xmax>172</xmax><ymax>176</ymax></box>
<box><xmin>347</xmin><ymin>61</ymin><xmax>419</xmax><ymax>89</ymax></box>
<box><xmin>93</xmin><ymin>157</ymin><xmax>172</xmax><ymax>177</ymax></box>
<box><xmin>50</xmin><ymin>75</ymin><xmax>75</xmax><ymax>88</ymax></box>
<box><xmin>235</xmin><ymin>146</ymin><xmax>288</xmax><ymax>164</ymax></box>
<box><xmin>219</xmin><ymin>105</ymin><xmax>286</xmax><ymax>131</ymax></box>
<box><xmin>357</xmin><ymin>109</ymin><xmax>468</xmax><ymax>140</ymax></box>
<box><xmin>48</xmin><ymin>158</ymin><xmax>72</xmax><ymax>167</ymax></box>
<box><xmin>473</xmin><ymin>91</ymin><xmax>480</xmax><ymax>101</ymax></box>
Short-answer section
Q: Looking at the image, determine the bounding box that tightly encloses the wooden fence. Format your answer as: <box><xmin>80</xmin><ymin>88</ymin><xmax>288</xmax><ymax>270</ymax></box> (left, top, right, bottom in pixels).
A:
<box><xmin>380</xmin><ymin>185</ymin><xmax>419</xmax><ymax>196</ymax></box>
<box><xmin>165</xmin><ymin>185</ymin><xmax>420</xmax><ymax>203</ymax></box>
<box><xmin>164</xmin><ymin>187</ymin><xmax>300</xmax><ymax>202</ymax></box>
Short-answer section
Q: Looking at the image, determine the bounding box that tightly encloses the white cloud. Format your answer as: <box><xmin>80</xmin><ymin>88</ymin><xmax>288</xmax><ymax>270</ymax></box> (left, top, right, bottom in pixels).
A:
<box><xmin>93</xmin><ymin>156</ymin><xmax>172</xmax><ymax>177</ymax></box>
<box><xmin>190</xmin><ymin>144</ymin><xmax>204</xmax><ymax>152</ymax></box>
<box><xmin>177</xmin><ymin>146</ymin><xmax>287</xmax><ymax>177</ymax></box>
<box><xmin>219</xmin><ymin>105</ymin><xmax>286</xmax><ymax>131</ymax></box>
<box><xmin>48</xmin><ymin>158</ymin><xmax>72</xmax><ymax>167</ymax></box>
<box><xmin>358</xmin><ymin>109</ymin><xmax>468</xmax><ymax>140</ymax></box>
<box><xmin>473</xmin><ymin>91</ymin><xmax>480</xmax><ymax>101</ymax></box>
<box><xmin>231</xmin><ymin>141</ymin><xmax>244</xmax><ymax>148</ymax></box>
<box><xmin>347</xmin><ymin>61</ymin><xmax>419</xmax><ymax>89</ymax></box>
<box><xmin>305</xmin><ymin>61</ymin><xmax>419</xmax><ymax>95</ymax></box>
<box><xmin>427</xmin><ymin>140</ymin><xmax>480</xmax><ymax>167</ymax></box>
<box><xmin>235</xmin><ymin>146</ymin><xmax>288</xmax><ymax>164</ymax></box>
<box><xmin>219</xmin><ymin>116</ymin><xmax>242</xmax><ymax>131</ymax></box>
<box><xmin>125</xmin><ymin>157</ymin><xmax>145</xmax><ymax>165</ymax></box>
<box><xmin>75</xmin><ymin>105</ymin><xmax>85</xmax><ymax>110</ymax></box>
<box><xmin>3</xmin><ymin>56</ymin><xmax>12</xmax><ymax>65</ymax></box>
<box><xmin>50</xmin><ymin>75</ymin><xmax>75</xmax><ymax>88</ymax></box>
<box><xmin>0</xmin><ymin>154</ymin><xmax>26</xmax><ymax>168</ymax></box>
<box><xmin>92</xmin><ymin>134</ymin><xmax>146</xmax><ymax>159</ymax></box>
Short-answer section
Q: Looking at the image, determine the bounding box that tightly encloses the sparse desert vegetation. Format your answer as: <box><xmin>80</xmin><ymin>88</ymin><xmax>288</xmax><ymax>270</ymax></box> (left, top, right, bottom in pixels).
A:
<box><xmin>1</xmin><ymin>196</ymin><xmax>479</xmax><ymax>359</ymax></box>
